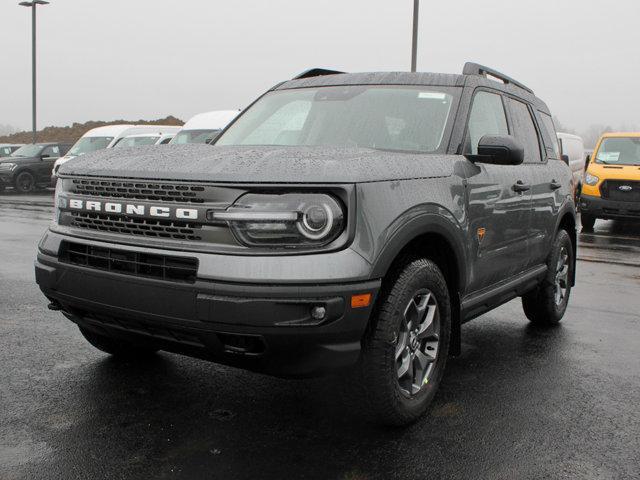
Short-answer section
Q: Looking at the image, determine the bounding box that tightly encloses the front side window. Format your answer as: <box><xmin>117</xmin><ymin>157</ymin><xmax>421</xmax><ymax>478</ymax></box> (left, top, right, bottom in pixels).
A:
<box><xmin>68</xmin><ymin>136</ymin><xmax>114</xmax><ymax>156</ymax></box>
<box><xmin>0</xmin><ymin>147</ymin><xmax>12</xmax><ymax>157</ymax></box>
<box><xmin>466</xmin><ymin>91</ymin><xmax>509</xmax><ymax>155</ymax></box>
<box><xmin>508</xmin><ymin>99</ymin><xmax>542</xmax><ymax>163</ymax></box>
<box><xmin>216</xmin><ymin>86</ymin><xmax>457</xmax><ymax>153</ymax></box>
<box><xmin>595</xmin><ymin>137</ymin><xmax>640</xmax><ymax>166</ymax></box>
<box><xmin>41</xmin><ymin>145</ymin><xmax>60</xmax><ymax>157</ymax></box>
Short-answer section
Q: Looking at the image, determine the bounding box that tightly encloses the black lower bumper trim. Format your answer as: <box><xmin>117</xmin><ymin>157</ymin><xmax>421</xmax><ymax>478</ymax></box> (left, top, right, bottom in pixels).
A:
<box><xmin>580</xmin><ymin>195</ymin><xmax>640</xmax><ymax>220</ymax></box>
<box><xmin>36</xmin><ymin>252</ymin><xmax>380</xmax><ymax>377</ymax></box>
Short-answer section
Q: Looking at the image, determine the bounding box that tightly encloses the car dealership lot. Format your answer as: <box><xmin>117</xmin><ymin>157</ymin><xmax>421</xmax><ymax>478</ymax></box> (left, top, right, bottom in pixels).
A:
<box><xmin>0</xmin><ymin>203</ymin><xmax>639</xmax><ymax>480</ymax></box>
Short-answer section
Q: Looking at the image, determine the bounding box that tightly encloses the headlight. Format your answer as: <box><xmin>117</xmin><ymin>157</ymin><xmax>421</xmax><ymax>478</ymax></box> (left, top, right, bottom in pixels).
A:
<box><xmin>584</xmin><ymin>172</ymin><xmax>599</xmax><ymax>186</ymax></box>
<box><xmin>0</xmin><ymin>163</ymin><xmax>17</xmax><ymax>171</ymax></box>
<box><xmin>209</xmin><ymin>193</ymin><xmax>345</xmax><ymax>248</ymax></box>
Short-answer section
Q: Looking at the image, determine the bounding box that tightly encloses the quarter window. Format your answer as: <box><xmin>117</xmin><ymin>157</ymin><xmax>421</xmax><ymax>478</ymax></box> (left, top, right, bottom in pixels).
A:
<box><xmin>466</xmin><ymin>91</ymin><xmax>508</xmax><ymax>155</ymax></box>
<box><xmin>508</xmin><ymin>99</ymin><xmax>542</xmax><ymax>163</ymax></box>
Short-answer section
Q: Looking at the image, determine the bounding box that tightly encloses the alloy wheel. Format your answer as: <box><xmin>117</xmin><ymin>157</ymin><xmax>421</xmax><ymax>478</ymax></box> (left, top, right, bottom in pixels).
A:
<box><xmin>395</xmin><ymin>289</ymin><xmax>440</xmax><ymax>396</ymax></box>
<box><xmin>554</xmin><ymin>246</ymin><xmax>569</xmax><ymax>305</ymax></box>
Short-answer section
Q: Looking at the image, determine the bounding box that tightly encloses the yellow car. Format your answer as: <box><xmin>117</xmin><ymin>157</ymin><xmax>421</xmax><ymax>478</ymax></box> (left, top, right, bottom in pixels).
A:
<box><xmin>580</xmin><ymin>132</ymin><xmax>640</xmax><ymax>229</ymax></box>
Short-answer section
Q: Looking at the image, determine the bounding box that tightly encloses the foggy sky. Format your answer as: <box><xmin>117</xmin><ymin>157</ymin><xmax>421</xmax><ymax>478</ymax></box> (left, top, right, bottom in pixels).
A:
<box><xmin>1</xmin><ymin>0</ymin><xmax>639</xmax><ymax>133</ymax></box>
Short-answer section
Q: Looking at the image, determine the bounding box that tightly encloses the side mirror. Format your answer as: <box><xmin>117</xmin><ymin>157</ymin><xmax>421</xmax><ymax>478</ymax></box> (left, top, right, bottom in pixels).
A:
<box><xmin>584</xmin><ymin>154</ymin><xmax>591</xmax><ymax>171</ymax></box>
<box><xmin>472</xmin><ymin>134</ymin><xmax>524</xmax><ymax>166</ymax></box>
<box><xmin>561</xmin><ymin>154</ymin><xmax>570</xmax><ymax>165</ymax></box>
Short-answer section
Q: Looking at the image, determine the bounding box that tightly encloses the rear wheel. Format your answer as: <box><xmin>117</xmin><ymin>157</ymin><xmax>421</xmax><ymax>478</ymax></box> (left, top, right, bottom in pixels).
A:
<box><xmin>522</xmin><ymin>229</ymin><xmax>574</xmax><ymax>326</ymax></box>
<box><xmin>356</xmin><ymin>257</ymin><xmax>451</xmax><ymax>426</ymax></box>
<box><xmin>79</xmin><ymin>327</ymin><xmax>158</xmax><ymax>357</ymax></box>
<box><xmin>581</xmin><ymin>213</ymin><xmax>596</xmax><ymax>231</ymax></box>
<box><xmin>14</xmin><ymin>171</ymin><xmax>35</xmax><ymax>193</ymax></box>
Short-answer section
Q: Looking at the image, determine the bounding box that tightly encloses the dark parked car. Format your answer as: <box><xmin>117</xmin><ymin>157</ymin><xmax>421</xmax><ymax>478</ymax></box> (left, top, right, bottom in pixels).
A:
<box><xmin>0</xmin><ymin>142</ymin><xmax>71</xmax><ymax>193</ymax></box>
<box><xmin>36</xmin><ymin>64</ymin><xmax>576</xmax><ymax>425</ymax></box>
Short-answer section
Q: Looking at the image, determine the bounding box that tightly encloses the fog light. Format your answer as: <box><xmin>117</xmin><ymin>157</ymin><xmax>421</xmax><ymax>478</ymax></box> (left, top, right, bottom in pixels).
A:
<box><xmin>311</xmin><ymin>306</ymin><xmax>326</xmax><ymax>321</ymax></box>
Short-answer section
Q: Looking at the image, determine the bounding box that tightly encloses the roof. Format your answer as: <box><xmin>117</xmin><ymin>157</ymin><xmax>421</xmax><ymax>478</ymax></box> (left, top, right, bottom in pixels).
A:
<box><xmin>275</xmin><ymin>67</ymin><xmax>550</xmax><ymax>113</ymax></box>
<box><xmin>599</xmin><ymin>132</ymin><xmax>640</xmax><ymax>138</ymax></box>
<box><xmin>182</xmin><ymin>110</ymin><xmax>240</xmax><ymax>130</ymax></box>
<box><xmin>557</xmin><ymin>132</ymin><xmax>583</xmax><ymax>140</ymax></box>
<box><xmin>82</xmin><ymin>125</ymin><xmax>135</xmax><ymax>137</ymax></box>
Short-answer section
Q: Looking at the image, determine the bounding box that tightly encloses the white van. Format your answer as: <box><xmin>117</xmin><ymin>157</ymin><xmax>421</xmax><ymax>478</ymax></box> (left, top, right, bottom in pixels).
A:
<box><xmin>557</xmin><ymin>132</ymin><xmax>586</xmax><ymax>200</ymax></box>
<box><xmin>53</xmin><ymin>125</ymin><xmax>181</xmax><ymax>176</ymax></box>
<box><xmin>169</xmin><ymin>110</ymin><xmax>239</xmax><ymax>144</ymax></box>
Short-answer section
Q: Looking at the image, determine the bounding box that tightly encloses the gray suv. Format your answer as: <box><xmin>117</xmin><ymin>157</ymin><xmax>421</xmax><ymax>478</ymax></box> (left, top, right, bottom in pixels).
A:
<box><xmin>36</xmin><ymin>63</ymin><xmax>576</xmax><ymax>425</ymax></box>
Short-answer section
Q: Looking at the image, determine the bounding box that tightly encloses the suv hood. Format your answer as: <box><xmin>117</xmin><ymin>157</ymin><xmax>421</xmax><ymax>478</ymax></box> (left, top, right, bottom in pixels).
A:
<box><xmin>57</xmin><ymin>144</ymin><xmax>455</xmax><ymax>183</ymax></box>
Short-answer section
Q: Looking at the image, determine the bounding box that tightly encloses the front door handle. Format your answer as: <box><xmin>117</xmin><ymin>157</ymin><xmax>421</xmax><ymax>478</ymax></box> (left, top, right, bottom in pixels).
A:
<box><xmin>512</xmin><ymin>181</ymin><xmax>531</xmax><ymax>193</ymax></box>
<box><xmin>550</xmin><ymin>180</ymin><xmax>562</xmax><ymax>190</ymax></box>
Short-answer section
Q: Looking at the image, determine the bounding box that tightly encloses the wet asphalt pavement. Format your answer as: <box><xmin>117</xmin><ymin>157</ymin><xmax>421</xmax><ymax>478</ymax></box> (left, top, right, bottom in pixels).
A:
<box><xmin>1</xmin><ymin>199</ymin><xmax>639</xmax><ymax>480</ymax></box>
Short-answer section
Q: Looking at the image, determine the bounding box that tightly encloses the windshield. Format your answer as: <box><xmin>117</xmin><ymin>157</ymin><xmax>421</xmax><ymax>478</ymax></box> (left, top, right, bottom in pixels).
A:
<box><xmin>595</xmin><ymin>137</ymin><xmax>640</xmax><ymax>165</ymax></box>
<box><xmin>113</xmin><ymin>136</ymin><xmax>160</xmax><ymax>148</ymax></box>
<box><xmin>68</xmin><ymin>136</ymin><xmax>113</xmax><ymax>156</ymax></box>
<box><xmin>170</xmin><ymin>129</ymin><xmax>221</xmax><ymax>144</ymax></box>
<box><xmin>215</xmin><ymin>86</ymin><xmax>457</xmax><ymax>152</ymax></box>
<box><xmin>11</xmin><ymin>144</ymin><xmax>44</xmax><ymax>157</ymax></box>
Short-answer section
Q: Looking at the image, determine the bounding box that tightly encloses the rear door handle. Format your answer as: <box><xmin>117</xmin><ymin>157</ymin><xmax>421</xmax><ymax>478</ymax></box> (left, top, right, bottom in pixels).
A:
<box><xmin>512</xmin><ymin>181</ymin><xmax>531</xmax><ymax>193</ymax></box>
<box><xmin>550</xmin><ymin>180</ymin><xmax>562</xmax><ymax>190</ymax></box>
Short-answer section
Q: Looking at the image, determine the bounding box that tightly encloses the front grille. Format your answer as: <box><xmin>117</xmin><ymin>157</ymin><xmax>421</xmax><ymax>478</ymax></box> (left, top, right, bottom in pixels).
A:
<box><xmin>70</xmin><ymin>212</ymin><xmax>202</xmax><ymax>241</ymax></box>
<box><xmin>600</xmin><ymin>180</ymin><xmax>640</xmax><ymax>202</ymax></box>
<box><xmin>60</xmin><ymin>241</ymin><xmax>198</xmax><ymax>283</ymax></box>
<box><xmin>70</xmin><ymin>179</ymin><xmax>206</xmax><ymax>203</ymax></box>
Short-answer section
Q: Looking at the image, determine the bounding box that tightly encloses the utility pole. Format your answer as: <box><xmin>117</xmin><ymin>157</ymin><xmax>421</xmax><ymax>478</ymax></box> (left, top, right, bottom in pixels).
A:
<box><xmin>18</xmin><ymin>0</ymin><xmax>49</xmax><ymax>144</ymax></box>
<box><xmin>411</xmin><ymin>0</ymin><xmax>419</xmax><ymax>72</ymax></box>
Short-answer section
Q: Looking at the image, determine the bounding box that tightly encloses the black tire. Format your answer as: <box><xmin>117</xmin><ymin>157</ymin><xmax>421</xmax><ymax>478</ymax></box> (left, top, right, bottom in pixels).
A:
<box><xmin>79</xmin><ymin>326</ymin><xmax>157</xmax><ymax>357</ymax></box>
<box><xmin>14</xmin><ymin>171</ymin><xmax>36</xmax><ymax>193</ymax></box>
<box><xmin>356</xmin><ymin>257</ymin><xmax>451</xmax><ymax>426</ymax></box>
<box><xmin>581</xmin><ymin>213</ymin><xmax>596</xmax><ymax>231</ymax></box>
<box><xmin>522</xmin><ymin>229</ymin><xmax>574</xmax><ymax>326</ymax></box>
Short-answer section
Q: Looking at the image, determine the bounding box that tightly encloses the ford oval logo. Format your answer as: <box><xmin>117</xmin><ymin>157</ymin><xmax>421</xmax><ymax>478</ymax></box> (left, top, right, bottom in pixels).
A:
<box><xmin>618</xmin><ymin>185</ymin><xmax>633</xmax><ymax>192</ymax></box>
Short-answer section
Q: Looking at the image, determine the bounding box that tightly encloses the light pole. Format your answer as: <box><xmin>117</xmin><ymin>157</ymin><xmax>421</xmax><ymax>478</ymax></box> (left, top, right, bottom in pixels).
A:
<box><xmin>411</xmin><ymin>0</ymin><xmax>419</xmax><ymax>72</ymax></box>
<box><xmin>19</xmin><ymin>0</ymin><xmax>49</xmax><ymax>144</ymax></box>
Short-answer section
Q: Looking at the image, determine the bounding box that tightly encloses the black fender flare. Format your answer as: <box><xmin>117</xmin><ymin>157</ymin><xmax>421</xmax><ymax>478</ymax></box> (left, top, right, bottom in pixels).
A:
<box><xmin>369</xmin><ymin>212</ymin><xmax>468</xmax><ymax>289</ymax></box>
<box><xmin>369</xmin><ymin>212</ymin><xmax>468</xmax><ymax>357</ymax></box>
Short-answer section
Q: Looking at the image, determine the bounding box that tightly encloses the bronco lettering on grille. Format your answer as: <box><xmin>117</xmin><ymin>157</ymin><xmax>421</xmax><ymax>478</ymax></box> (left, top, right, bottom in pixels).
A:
<box><xmin>68</xmin><ymin>199</ymin><xmax>199</xmax><ymax>220</ymax></box>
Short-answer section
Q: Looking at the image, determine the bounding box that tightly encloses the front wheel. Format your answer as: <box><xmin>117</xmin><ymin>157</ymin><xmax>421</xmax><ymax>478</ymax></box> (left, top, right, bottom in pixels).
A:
<box><xmin>522</xmin><ymin>229</ymin><xmax>574</xmax><ymax>326</ymax></box>
<box><xmin>14</xmin><ymin>171</ymin><xmax>36</xmax><ymax>193</ymax></box>
<box><xmin>79</xmin><ymin>327</ymin><xmax>158</xmax><ymax>358</ymax></box>
<box><xmin>356</xmin><ymin>257</ymin><xmax>451</xmax><ymax>426</ymax></box>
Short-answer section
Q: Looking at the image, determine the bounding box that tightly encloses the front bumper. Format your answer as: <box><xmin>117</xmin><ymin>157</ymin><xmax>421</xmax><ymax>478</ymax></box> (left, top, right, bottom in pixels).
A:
<box><xmin>580</xmin><ymin>194</ymin><xmax>640</xmax><ymax>220</ymax></box>
<box><xmin>35</xmin><ymin>232</ymin><xmax>380</xmax><ymax>377</ymax></box>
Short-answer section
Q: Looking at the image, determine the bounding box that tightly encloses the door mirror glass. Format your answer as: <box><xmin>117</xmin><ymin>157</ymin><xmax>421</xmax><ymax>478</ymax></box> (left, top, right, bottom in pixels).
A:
<box><xmin>473</xmin><ymin>134</ymin><xmax>524</xmax><ymax>166</ymax></box>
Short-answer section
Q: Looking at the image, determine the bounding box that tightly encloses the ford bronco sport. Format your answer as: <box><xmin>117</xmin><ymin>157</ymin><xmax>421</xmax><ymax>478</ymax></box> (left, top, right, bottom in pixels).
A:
<box><xmin>35</xmin><ymin>63</ymin><xmax>577</xmax><ymax>425</ymax></box>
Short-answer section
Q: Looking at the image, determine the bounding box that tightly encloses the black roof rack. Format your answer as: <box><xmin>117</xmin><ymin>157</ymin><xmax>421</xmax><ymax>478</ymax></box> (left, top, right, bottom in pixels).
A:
<box><xmin>462</xmin><ymin>62</ymin><xmax>534</xmax><ymax>94</ymax></box>
<box><xmin>293</xmin><ymin>68</ymin><xmax>345</xmax><ymax>80</ymax></box>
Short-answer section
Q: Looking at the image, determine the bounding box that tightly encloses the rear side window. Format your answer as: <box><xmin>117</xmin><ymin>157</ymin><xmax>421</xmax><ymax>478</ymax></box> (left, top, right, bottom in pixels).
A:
<box><xmin>538</xmin><ymin>113</ymin><xmax>560</xmax><ymax>159</ymax></box>
<box><xmin>508</xmin><ymin>99</ymin><xmax>542</xmax><ymax>163</ymax></box>
<box><xmin>466</xmin><ymin>91</ymin><xmax>508</xmax><ymax>154</ymax></box>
